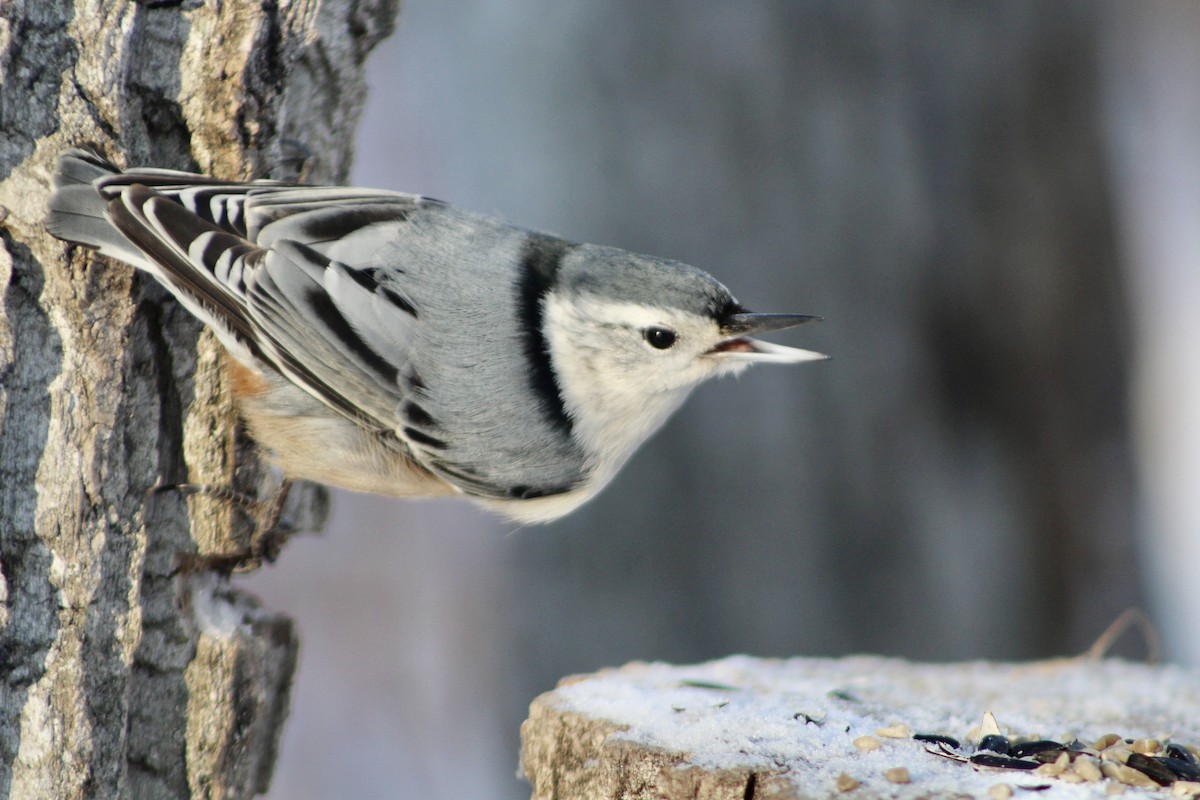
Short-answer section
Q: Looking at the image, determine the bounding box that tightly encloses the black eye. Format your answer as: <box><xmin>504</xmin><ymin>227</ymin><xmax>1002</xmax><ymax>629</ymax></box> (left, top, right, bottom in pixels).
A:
<box><xmin>644</xmin><ymin>326</ymin><xmax>678</xmax><ymax>350</ymax></box>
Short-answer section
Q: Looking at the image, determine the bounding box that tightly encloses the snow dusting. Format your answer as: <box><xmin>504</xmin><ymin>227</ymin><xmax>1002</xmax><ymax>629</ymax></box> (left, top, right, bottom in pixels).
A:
<box><xmin>533</xmin><ymin>655</ymin><xmax>1200</xmax><ymax>798</ymax></box>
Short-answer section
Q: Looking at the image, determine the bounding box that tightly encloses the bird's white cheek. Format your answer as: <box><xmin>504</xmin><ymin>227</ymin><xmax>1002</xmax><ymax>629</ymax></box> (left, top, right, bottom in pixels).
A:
<box><xmin>544</xmin><ymin>305</ymin><xmax>679</xmax><ymax>467</ymax></box>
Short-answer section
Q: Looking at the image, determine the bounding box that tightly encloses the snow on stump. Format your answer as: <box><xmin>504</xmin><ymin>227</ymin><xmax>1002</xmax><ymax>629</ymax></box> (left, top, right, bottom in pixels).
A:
<box><xmin>519</xmin><ymin>655</ymin><xmax>1200</xmax><ymax>800</ymax></box>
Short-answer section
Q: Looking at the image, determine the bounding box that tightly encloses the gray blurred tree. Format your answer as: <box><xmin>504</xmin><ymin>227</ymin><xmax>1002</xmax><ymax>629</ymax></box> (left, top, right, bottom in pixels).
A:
<box><xmin>495</xmin><ymin>0</ymin><xmax>1139</xmax><ymax>678</ymax></box>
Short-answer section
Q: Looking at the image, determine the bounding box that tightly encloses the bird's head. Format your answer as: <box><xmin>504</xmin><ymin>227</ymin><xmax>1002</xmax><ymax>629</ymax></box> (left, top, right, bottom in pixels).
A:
<box><xmin>542</xmin><ymin>245</ymin><xmax>824</xmax><ymax>464</ymax></box>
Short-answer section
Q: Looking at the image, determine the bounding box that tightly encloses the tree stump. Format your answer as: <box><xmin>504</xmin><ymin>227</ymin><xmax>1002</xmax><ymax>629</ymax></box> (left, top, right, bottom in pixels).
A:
<box><xmin>520</xmin><ymin>655</ymin><xmax>1200</xmax><ymax>800</ymax></box>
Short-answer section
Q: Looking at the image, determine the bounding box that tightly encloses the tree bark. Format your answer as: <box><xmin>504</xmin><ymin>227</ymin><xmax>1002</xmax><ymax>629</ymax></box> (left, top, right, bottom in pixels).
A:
<box><xmin>0</xmin><ymin>1</ymin><xmax>398</xmax><ymax>797</ymax></box>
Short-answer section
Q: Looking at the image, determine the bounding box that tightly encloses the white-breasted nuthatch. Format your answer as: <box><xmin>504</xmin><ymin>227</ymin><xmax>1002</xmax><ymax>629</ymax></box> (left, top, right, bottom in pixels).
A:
<box><xmin>46</xmin><ymin>149</ymin><xmax>825</xmax><ymax>523</ymax></box>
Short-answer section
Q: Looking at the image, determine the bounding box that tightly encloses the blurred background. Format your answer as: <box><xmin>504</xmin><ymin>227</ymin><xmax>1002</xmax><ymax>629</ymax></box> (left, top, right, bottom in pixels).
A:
<box><xmin>244</xmin><ymin>2</ymin><xmax>1200</xmax><ymax>798</ymax></box>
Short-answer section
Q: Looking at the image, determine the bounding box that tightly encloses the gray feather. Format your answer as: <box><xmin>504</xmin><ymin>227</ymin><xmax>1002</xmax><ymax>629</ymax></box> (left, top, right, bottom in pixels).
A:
<box><xmin>357</xmin><ymin>210</ymin><xmax>590</xmax><ymax>497</ymax></box>
<box><xmin>558</xmin><ymin>244</ymin><xmax>739</xmax><ymax>321</ymax></box>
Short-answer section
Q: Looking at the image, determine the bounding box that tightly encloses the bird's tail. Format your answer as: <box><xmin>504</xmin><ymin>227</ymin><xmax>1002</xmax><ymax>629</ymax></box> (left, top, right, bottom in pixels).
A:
<box><xmin>45</xmin><ymin>149</ymin><xmax>150</xmax><ymax>265</ymax></box>
<box><xmin>45</xmin><ymin>148</ymin><xmax>176</xmax><ymax>273</ymax></box>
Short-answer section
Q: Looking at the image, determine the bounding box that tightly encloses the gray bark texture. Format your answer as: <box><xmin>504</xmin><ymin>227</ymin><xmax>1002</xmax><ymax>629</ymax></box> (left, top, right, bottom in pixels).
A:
<box><xmin>0</xmin><ymin>1</ymin><xmax>399</xmax><ymax>798</ymax></box>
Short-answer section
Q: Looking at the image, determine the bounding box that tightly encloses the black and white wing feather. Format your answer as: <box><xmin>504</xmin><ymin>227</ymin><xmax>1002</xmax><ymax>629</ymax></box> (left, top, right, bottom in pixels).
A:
<box><xmin>48</xmin><ymin>150</ymin><xmax>431</xmax><ymax>433</ymax></box>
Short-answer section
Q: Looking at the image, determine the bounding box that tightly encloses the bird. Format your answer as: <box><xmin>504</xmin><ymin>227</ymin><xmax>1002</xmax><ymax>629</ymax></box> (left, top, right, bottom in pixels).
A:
<box><xmin>46</xmin><ymin>149</ymin><xmax>825</xmax><ymax>524</ymax></box>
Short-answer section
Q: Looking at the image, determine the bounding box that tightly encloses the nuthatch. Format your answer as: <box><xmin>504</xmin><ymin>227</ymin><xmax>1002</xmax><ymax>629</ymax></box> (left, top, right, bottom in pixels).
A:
<box><xmin>47</xmin><ymin>150</ymin><xmax>824</xmax><ymax>523</ymax></box>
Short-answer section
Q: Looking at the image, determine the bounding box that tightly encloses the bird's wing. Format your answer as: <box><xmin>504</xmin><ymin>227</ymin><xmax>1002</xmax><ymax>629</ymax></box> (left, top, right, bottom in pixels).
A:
<box><xmin>76</xmin><ymin>157</ymin><xmax>583</xmax><ymax>501</ymax></box>
<box><xmin>103</xmin><ymin>181</ymin><xmax>435</xmax><ymax>440</ymax></box>
<box><xmin>91</xmin><ymin>163</ymin><xmax>416</xmax><ymax>241</ymax></box>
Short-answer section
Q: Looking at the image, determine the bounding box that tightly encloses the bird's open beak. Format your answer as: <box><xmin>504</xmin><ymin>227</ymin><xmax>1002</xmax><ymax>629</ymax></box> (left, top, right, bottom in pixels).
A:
<box><xmin>712</xmin><ymin>312</ymin><xmax>827</xmax><ymax>363</ymax></box>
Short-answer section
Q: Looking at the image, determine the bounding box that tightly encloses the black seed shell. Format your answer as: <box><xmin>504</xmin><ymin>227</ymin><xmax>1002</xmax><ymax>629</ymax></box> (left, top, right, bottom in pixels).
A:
<box><xmin>1167</xmin><ymin>744</ymin><xmax>1198</xmax><ymax>766</ymax></box>
<box><xmin>979</xmin><ymin>735</ymin><xmax>1011</xmax><ymax>755</ymax></box>
<box><xmin>1160</xmin><ymin>756</ymin><xmax>1200</xmax><ymax>782</ymax></box>
<box><xmin>1125</xmin><ymin>753</ymin><xmax>1176</xmax><ymax>786</ymax></box>
<box><xmin>1010</xmin><ymin>740</ymin><xmax>1064</xmax><ymax>759</ymax></box>
<box><xmin>969</xmin><ymin>754</ymin><xmax>1040</xmax><ymax>770</ymax></box>
<box><xmin>914</xmin><ymin>733</ymin><xmax>961</xmax><ymax>749</ymax></box>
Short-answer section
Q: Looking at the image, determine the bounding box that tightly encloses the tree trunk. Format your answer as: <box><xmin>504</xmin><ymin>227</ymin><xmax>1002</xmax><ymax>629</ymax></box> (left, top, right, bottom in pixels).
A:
<box><xmin>0</xmin><ymin>1</ymin><xmax>398</xmax><ymax>797</ymax></box>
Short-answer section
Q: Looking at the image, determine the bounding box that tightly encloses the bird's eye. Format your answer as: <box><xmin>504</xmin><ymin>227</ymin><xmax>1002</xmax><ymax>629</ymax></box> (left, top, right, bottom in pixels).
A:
<box><xmin>643</xmin><ymin>326</ymin><xmax>678</xmax><ymax>350</ymax></box>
